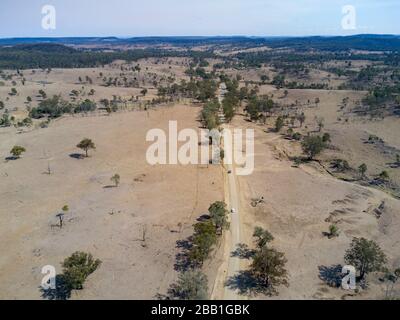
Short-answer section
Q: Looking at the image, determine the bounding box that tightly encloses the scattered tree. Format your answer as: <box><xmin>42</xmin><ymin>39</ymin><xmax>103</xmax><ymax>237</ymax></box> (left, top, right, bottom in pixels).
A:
<box><xmin>141</xmin><ymin>88</ymin><xmax>148</xmax><ymax>96</ymax></box>
<box><xmin>298</xmin><ymin>113</ymin><xmax>306</xmax><ymax>127</ymax></box>
<box><xmin>10</xmin><ymin>145</ymin><xmax>26</xmax><ymax>159</ymax></box>
<box><xmin>301</xmin><ymin>136</ymin><xmax>326</xmax><ymax>160</ymax></box>
<box><xmin>316</xmin><ymin>116</ymin><xmax>324</xmax><ymax>132</ymax></box>
<box><xmin>379</xmin><ymin>170</ymin><xmax>390</xmax><ymax>181</ymax></box>
<box><xmin>322</xmin><ymin>133</ymin><xmax>331</xmax><ymax>143</ymax></box>
<box><xmin>358</xmin><ymin>163</ymin><xmax>367</xmax><ymax>178</ymax></box>
<box><xmin>62</xmin><ymin>252</ymin><xmax>102</xmax><ymax>290</ymax></box>
<box><xmin>39</xmin><ymin>89</ymin><xmax>47</xmax><ymax>99</ymax></box>
<box><xmin>111</xmin><ymin>174</ymin><xmax>120</xmax><ymax>187</ymax></box>
<box><xmin>275</xmin><ymin>116</ymin><xmax>284</xmax><ymax>132</ymax></box>
<box><xmin>253</xmin><ymin>227</ymin><xmax>274</xmax><ymax>249</ymax></box>
<box><xmin>383</xmin><ymin>268</ymin><xmax>400</xmax><ymax>299</ymax></box>
<box><xmin>77</xmin><ymin>138</ymin><xmax>96</xmax><ymax>157</ymax></box>
<box><xmin>56</xmin><ymin>205</ymin><xmax>69</xmax><ymax>229</ymax></box>
<box><xmin>1</xmin><ymin>114</ymin><xmax>11</xmax><ymax>127</ymax></box>
<box><xmin>260</xmin><ymin>75</ymin><xmax>269</xmax><ymax>84</ymax></box>
<box><xmin>250</xmin><ymin>247</ymin><xmax>289</xmax><ymax>294</ymax></box>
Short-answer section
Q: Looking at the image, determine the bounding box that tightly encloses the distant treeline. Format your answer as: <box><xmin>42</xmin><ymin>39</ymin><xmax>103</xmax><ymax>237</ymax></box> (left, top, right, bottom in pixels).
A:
<box><xmin>234</xmin><ymin>51</ymin><xmax>385</xmax><ymax>68</ymax></box>
<box><xmin>260</xmin><ymin>35</ymin><xmax>400</xmax><ymax>52</ymax></box>
<box><xmin>0</xmin><ymin>43</ymin><xmax>214</xmax><ymax>69</ymax></box>
<box><xmin>1</xmin><ymin>34</ymin><xmax>400</xmax><ymax>51</ymax></box>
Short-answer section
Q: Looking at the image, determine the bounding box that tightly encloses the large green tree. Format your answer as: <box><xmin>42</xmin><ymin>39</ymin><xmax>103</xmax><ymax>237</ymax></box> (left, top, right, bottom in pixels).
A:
<box><xmin>169</xmin><ymin>270</ymin><xmax>208</xmax><ymax>300</ymax></box>
<box><xmin>62</xmin><ymin>252</ymin><xmax>101</xmax><ymax>290</ymax></box>
<box><xmin>208</xmin><ymin>201</ymin><xmax>229</xmax><ymax>233</ymax></box>
<box><xmin>344</xmin><ymin>238</ymin><xmax>387</xmax><ymax>280</ymax></box>
<box><xmin>189</xmin><ymin>220</ymin><xmax>217</xmax><ymax>266</ymax></box>
<box><xmin>251</xmin><ymin>247</ymin><xmax>289</xmax><ymax>293</ymax></box>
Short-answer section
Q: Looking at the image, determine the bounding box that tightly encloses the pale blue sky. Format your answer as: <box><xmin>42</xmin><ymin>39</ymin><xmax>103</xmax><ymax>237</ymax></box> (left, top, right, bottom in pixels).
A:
<box><xmin>0</xmin><ymin>0</ymin><xmax>398</xmax><ymax>38</ymax></box>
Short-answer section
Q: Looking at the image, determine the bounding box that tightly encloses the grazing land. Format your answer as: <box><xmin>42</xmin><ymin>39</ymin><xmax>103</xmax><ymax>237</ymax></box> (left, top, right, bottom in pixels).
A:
<box><xmin>1</xmin><ymin>35</ymin><xmax>400</xmax><ymax>299</ymax></box>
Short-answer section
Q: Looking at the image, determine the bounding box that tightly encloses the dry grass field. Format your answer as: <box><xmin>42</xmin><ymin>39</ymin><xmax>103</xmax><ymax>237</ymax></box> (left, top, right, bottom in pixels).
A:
<box><xmin>0</xmin><ymin>102</ymin><xmax>223</xmax><ymax>299</ymax></box>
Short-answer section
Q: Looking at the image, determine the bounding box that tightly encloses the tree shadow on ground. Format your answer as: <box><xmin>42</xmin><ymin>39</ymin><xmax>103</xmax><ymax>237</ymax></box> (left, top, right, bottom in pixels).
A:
<box><xmin>196</xmin><ymin>214</ymin><xmax>210</xmax><ymax>222</ymax></box>
<box><xmin>174</xmin><ymin>237</ymin><xmax>194</xmax><ymax>272</ymax></box>
<box><xmin>318</xmin><ymin>264</ymin><xmax>343</xmax><ymax>288</ymax></box>
<box><xmin>387</xmin><ymin>162</ymin><xmax>400</xmax><ymax>169</ymax></box>
<box><xmin>231</xmin><ymin>243</ymin><xmax>256</xmax><ymax>260</ymax></box>
<box><xmin>69</xmin><ymin>153</ymin><xmax>85</xmax><ymax>160</ymax></box>
<box><xmin>225</xmin><ymin>270</ymin><xmax>275</xmax><ymax>297</ymax></box>
<box><xmin>39</xmin><ymin>275</ymin><xmax>71</xmax><ymax>300</ymax></box>
<box><xmin>4</xmin><ymin>156</ymin><xmax>19</xmax><ymax>161</ymax></box>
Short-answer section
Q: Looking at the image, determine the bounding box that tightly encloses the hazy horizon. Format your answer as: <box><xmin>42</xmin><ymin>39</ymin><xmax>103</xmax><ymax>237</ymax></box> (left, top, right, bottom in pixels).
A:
<box><xmin>1</xmin><ymin>34</ymin><xmax>400</xmax><ymax>40</ymax></box>
<box><xmin>0</xmin><ymin>0</ymin><xmax>398</xmax><ymax>38</ymax></box>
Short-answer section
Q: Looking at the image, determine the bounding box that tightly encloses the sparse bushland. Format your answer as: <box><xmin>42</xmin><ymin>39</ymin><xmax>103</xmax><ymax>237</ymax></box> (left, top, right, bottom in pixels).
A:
<box><xmin>73</xmin><ymin>99</ymin><xmax>97</xmax><ymax>113</ymax></box>
<box><xmin>158</xmin><ymin>78</ymin><xmax>218</xmax><ymax>102</ymax></box>
<box><xmin>29</xmin><ymin>95</ymin><xmax>73</xmax><ymax>119</ymax></box>
<box><xmin>200</xmin><ymin>99</ymin><xmax>220</xmax><ymax>130</ymax></box>
<box><xmin>28</xmin><ymin>95</ymin><xmax>97</xmax><ymax>119</ymax></box>
<box><xmin>222</xmin><ymin>80</ymin><xmax>240</xmax><ymax>123</ymax></box>
<box><xmin>245</xmin><ymin>95</ymin><xmax>274</xmax><ymax>122</ymax></box>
